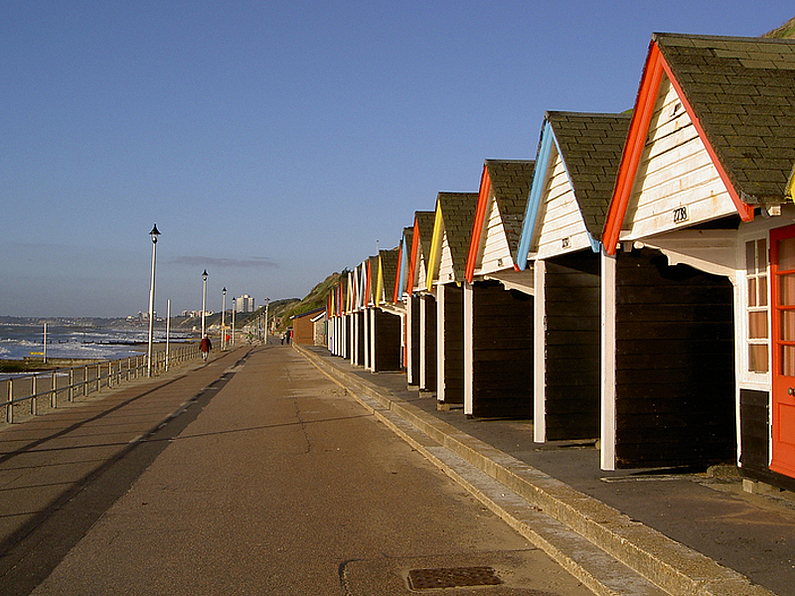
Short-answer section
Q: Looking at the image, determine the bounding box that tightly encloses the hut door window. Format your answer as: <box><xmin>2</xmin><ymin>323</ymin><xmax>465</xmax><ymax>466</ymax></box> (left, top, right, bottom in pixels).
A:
<box><xmin>770</xmin><ymin>224</ymin><xmax>795</xmax><ymax>477</ymax></box>
<box><xmin>746</xmin><ymin>239</ymin><xmax>769</xmax><ymax>373</ymax></box>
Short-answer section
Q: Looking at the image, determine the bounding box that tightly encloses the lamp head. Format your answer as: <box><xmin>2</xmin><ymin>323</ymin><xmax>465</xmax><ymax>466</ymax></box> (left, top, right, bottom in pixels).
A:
<box><xmin>202</xmin><ymin>269</ymin><xmax>208</xmax><ymax>282</ymax></box>
<box><xmin>149</xmin><ymin>224</ymin><xmax>161</xmax><ymax>244</ymax></box>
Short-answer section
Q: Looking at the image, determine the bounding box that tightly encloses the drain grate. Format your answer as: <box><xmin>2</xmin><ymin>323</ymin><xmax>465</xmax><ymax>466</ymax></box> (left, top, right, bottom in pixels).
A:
<box><xmin>408</xmin><ymin>566</ymin><xmax>503</xmax><ymax>590</ymax></box>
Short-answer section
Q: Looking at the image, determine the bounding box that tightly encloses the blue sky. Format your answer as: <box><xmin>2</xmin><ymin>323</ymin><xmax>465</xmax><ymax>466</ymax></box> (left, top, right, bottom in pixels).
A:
<box><xmin>1</xmin><ymin>1</ymin><xmax>793</xmax><ymax>318</ymax></box>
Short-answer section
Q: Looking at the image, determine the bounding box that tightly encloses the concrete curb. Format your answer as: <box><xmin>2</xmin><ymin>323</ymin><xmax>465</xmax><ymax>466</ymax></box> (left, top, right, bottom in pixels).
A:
<box><xmin>295</xmin><ymin>344</ymin><xmax>776</xmax><ymax>596</ymax></box>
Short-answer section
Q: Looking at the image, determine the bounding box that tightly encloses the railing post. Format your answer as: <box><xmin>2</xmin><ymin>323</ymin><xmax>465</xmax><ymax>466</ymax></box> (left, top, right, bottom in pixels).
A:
<box><xmin>69</xmin><ymin>368</ymin><xmax>75</xmax><ymax>402</ymax></box>
<box><xmin>51</xmin><ymin>370</ymin><xmax>57</xmax><ymax>408</ymax></box>
<box><xmin>96</xmin><ymin>364</ymin><xmax>100</xmax><ymax>393</ymax></box>
<box><xmin>7</xmin><ymin>379</ymin><xmax>13</xmax><ymax>424</ymax></box>
<box><xmin>83</xmin><ymin>365</ymin><xmax>89</xmax><ymax>396</ymax></box>
<box><xmin>31</xmin><ymin>375</ymin><xmax>37</xmax><ymax>416</ymax></box>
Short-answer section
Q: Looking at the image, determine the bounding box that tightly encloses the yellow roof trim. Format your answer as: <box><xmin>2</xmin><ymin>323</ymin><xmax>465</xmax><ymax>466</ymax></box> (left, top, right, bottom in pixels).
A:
<box><xmin>425</xmin><ymin>203</ymin><xmax>445</xmax><ymax>291</ymax></box>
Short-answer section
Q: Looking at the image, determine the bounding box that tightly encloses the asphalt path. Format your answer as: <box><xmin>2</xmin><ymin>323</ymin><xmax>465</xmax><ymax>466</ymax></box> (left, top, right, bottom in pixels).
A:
<box><xmin>5</xmin><ymin>345</ymin><xmax>597</xmax><ymax>595</ymax></box>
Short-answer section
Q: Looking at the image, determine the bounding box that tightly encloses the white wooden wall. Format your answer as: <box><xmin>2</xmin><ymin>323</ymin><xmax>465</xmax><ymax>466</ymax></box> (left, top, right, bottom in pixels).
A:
<box><xmin>623</xmin><ymin>74</ymin><xmax>736</xmax><ymax>240</ymax></box>
<box><xmin>476</xmin><ymin>194</ymin><xmax>515</xmax><ymax>276</ymax></box>
<box><xmin>438</xmin><ymin>232</ymin><xmax>456</xmax><ymax>284</ymax></box>
<box><xmin>534</xmin><ymin>147</ymin><xmax>592</xmax><ymax>259</ymax></box>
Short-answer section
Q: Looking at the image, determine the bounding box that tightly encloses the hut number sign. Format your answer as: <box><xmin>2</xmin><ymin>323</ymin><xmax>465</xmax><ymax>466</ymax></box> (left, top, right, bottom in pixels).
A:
<box><xmin>673</xmin><ymin>206</ymin><xmax>688</xmax><ymax>224</ymax></box>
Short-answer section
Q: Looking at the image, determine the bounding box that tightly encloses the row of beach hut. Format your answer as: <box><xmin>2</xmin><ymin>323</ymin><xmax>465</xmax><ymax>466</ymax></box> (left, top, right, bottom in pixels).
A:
<box><xmin>323</xmin><ymin>32</ymin><xmax>795</xmax><ymax>493</ymax></box>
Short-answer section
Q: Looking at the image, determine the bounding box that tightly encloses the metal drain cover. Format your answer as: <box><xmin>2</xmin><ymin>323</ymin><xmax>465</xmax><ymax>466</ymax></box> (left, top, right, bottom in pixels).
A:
<box><xmin>408</xmin><ymin>566</ymin><xmax>503</xmax><ymax>590</ymax></box>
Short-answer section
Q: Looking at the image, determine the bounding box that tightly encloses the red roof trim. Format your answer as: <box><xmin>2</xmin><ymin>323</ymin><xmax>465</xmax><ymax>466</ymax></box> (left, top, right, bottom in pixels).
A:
<box><xmin>392</xmin><ymin>244</ymin><xmax>403</xmax><ymax>304</ymax></box>
<box><xmin>604</xmin><ymin>41</ymin><xmax>754</xmax><ymax>255</ymax></box>
<box><xmin>658</xmin><ymin>53</ymin><xmax>754</xmax><ymax>223</ymax></box>
<box><xmin>604</xmin><ymin>42</ymin><xmax>665</xmax><ymax>256</ymax></box>
<box><xmin>406</xmin><ymin>217</ymin><xmax>421</xmax><ymax>294</ymax></box>
<box><xmin>465</xmin><ymin>164</ymin><xmax>492</xmax><ymax>283</ymax></box>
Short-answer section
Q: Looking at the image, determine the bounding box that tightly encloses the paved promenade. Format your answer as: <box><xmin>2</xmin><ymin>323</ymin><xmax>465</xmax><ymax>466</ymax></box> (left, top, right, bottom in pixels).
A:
<box><xmin>297</xmin><ymin>344</ymin><xmax>795</xmax><ymax>596</ymax></box>
<box><xmin>2</xmin><ymin>341</ymin><xmax>794</xmax><ymax>595</ymax></box>
<box><xmin>0</xmin><ymin>347</ymin><xmax>247</xmax><ymax>595</ymax></box>
<box><xmin>0</xmin><ymin>344</ymin><xmax>605</xmax><ymax>596</ymax></box>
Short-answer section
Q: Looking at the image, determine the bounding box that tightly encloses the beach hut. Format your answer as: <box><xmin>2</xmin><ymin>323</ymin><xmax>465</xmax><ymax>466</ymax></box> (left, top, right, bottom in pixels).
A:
<box><xmin>350</xmin><ymin>263</ymin><xmax>366</xmax><ymax>367</ymax></box>
<box><xmin>426</xmin><ymin>192</ymin><xmax>479</xmax><ymax>409</ymax></box>
<box><xmin>406</xmin><ymin>211</ymin><xmax>437</xmax><ymax>391</ymax></box>
<box><xmin>394</xmin><ymin>226</ymin><xmax>415</xmax><ymax>370</ymax></box>
<box><xmin>291</xmin><ymin>307</ymin><xmax>326</xmax><ymax>345</ymax></box>
<box><xmin>464</xmin><ymin>159</ymin><xmax>536</xmax><ymax>418</ymax></box>
<box><xmin>515</xmin><ymin>112</ymin><xmax>630</xmax><ymax>442</ymax></box>
<box><xmin>602</xmin><ymin>33</ymin><xmax>795</xmax><ymax>483</ymax></box>
<box><xmin>370</xmin><ymin>249</ymin><xmax>402</xmax><ymax>372</ymax></box>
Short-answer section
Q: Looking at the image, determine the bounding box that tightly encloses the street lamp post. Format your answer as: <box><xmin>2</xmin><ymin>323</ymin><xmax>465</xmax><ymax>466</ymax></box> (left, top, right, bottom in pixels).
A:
<box><xmin>232</xmin><ymin>298</ymin><xmax>236</xmax><ymax>347</ymax></box>
<box><xmin>201</xmin><ymin>270</ymin><xmax>208</xmax><ymax>338</ymax></box>
<box><xmin>264</xmin><ymin>297</ymin><xmax>270</xmax><ymax>344</ymax></box>
<box><xmin>146</xmin><ymin>224</ymin><xmax>161</xmax><ymax>377</ymax></box>
<box><xmin>221</xmin><ymin>287</ymin><xmax>227</xmax><ymax>350</ymax></box>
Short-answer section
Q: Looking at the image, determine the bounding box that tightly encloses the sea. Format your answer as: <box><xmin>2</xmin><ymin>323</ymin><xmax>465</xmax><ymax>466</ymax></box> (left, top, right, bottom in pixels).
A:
<box><xmin>0</xmin><ymin>323</ymin><xmax>194</xmax><ymax>363</ymax></box>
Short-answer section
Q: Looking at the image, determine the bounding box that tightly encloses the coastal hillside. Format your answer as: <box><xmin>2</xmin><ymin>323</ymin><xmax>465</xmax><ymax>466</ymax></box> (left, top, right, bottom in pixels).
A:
<box><xmin>764</xmin><ymin>15</ymin><xmax>795</xmax><ymax>38</ymax></box>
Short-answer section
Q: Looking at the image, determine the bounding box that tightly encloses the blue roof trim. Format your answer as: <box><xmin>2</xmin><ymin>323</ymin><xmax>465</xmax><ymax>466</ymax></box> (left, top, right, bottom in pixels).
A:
<box><xmin>516</xmin><ymin>121</ymin><xmax>554</xmax><ymax>270</ymax></box>
<box><xmin>397</xmin><ymin>234</ymin><xmax>409</xmax><ymax>298</ymax></box>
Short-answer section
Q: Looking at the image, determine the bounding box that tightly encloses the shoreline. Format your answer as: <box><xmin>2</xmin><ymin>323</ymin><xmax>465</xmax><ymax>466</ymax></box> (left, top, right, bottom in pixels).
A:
<box><xmin>0</xmin><ymin>340</ymin><xmax>198</xmax><ymax>373</ymax></box>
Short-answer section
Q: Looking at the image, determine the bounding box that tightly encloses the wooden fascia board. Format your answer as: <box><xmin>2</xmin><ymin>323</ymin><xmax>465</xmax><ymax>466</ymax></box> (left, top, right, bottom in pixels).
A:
<box><xmin>364</xmin><ymin>261</ymin><xmax>372</xmax><ymax>307</ymax></box>
<box><xmin>603</xmin><ymin>42</ymin><xmax>666</xmax><ymax>256</ymax></box>
<box><xmin>603</xmin><ymin>41</ymin><xmax>753</xmax><ymax>256</ymax></box>
<box><xmin>376</xmin><ymin>255</ymin><xmax>384</xmax><ymax>305</ymax></box>
<box><xmin>407</xmin><ymin>218</ymin><xmax>421</xmax><ymax>294</ymax></box>
<box><xmin>516</xmin><ymin>120</ymin><xmax>555</xmax><ymax>269</ymax></box>
<box><xmin>393</xmin><ymin>243</ymin><xmax>404</xmax><ymax>304</ymax></box>
<box><xmin>788</xmin><ymin>164</ymin><xmax>795</xmax><ymax>201</ymax></box>
<box><xmin>425</xmin><ymin>204</ymin><xmax>446</xmax><ymax>291</ymax></box>
<box><xmin>346</xmin><ymin>272</ymin><xmax>354</xmax><ymax>312</ymax></box>
<box><xmin>359</xmin><ymin>264</ymin><xmax>368</xmax><ymax>308</ymax></box>
<box><xmin>465</xmin><ymin>164</ymin><xmax>492</xmax><ymax>283</ymax></box>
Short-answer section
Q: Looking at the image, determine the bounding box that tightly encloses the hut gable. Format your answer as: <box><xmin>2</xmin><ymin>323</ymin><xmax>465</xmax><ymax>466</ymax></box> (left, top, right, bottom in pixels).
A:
<box><xmin>517</xmin><ymin>112</ymin><xmax>630</xmax><ymax>268</ymax></box>
<box><xmin>466</xmin><ymin>160</ymin><xmax>535</xmax><ymax>282</ymax></box>
<box><xmin>605</xmin><ymin>33</ymin><xmax>795</xmax><ymax>255</ymax></box>
<box><xmin>394</xmin><ymin>226</ymin><xmax>414</xmax><ymax>303</ymax></box>
<box><xmin>427</xmin><ymin>192</ymin><xmax>479</xmax><ymax>288</ymax></box>
<box><xmin>379</xmin><ymin>248</ymin><xmax>399</xmax><ymax>305</ymax></box>
<box><xmin>367</xmin><ymin>256</ymin><xmax>379</xmax><ymax>306</ymax></box>
<box><xmin>407</xmin><ymin>211</ymin><xmax>436</xmax><ymax>294</ymax></box>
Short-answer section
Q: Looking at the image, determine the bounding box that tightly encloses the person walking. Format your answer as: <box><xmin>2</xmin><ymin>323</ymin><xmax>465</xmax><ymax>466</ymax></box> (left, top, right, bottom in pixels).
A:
<box><xmin>199</xmin><ymin>336</ymin><xmax>212</xmax><ymax>361</ymax></box>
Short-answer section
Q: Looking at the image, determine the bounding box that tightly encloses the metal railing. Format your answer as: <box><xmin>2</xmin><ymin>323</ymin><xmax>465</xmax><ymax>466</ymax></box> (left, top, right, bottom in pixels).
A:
<box><xmin>1</xmin><ymin>343</ymin><xmax>200</xmax><ymax>424</ymax></box>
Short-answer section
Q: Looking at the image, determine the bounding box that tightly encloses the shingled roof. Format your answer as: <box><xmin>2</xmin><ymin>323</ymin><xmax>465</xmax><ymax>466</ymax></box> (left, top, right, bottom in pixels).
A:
<box><xmin>485</xmin><ymin>160</ymin><xmax>535</xmax><ymax>254</ymax></box>
<box><xmin>438</xmin><ymin>192</ymin><xmax>479</xmax><ymax>282</ymax></box>
<box><xmin>654</xmin><ymin>32</ymin><xmax>795</xmax><ymax>204</ymax></box>
<box><xmin>546</xmin><ymin>112</ymin><xmax>631</xmax><ymax>237</ymax></box>
<box><xmin>414</xmin><ymin>211</ymin><xmax>436</xmax><ymax>265</ymax></box>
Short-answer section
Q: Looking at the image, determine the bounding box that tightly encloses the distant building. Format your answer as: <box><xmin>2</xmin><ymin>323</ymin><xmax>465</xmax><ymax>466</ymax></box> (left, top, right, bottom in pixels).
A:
<box><xmin>291</xmin><ymin>308</ymin><xmax>326</xmax><ymax>346</ymax></box>
<box><xmin>235</xmin><ymin>294</ymin><xmax>255</xmax><ymax>313</ymax></box>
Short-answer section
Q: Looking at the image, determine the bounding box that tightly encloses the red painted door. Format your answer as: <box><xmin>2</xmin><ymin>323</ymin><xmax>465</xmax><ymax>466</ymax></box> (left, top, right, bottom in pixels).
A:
<box><xmin>771</xmin><ymin>224</ymin><xmax>795</xmax><ymax>477</ymax></box>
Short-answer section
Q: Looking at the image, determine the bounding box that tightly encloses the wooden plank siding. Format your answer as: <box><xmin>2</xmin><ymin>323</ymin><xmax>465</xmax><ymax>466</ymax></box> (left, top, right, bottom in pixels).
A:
<box><xmin>471</xmin><ymin>281</ymin><xmax>534</xmax><ymax>418</ymax></box>
<box><xmin>356</xmin><ymin>311</ymin><xmax>365</xmax><ymax>366</ymax></box>
<box><xmin>544</xmin><ymin>252</ymin><xmax>601</xmax><ymax>439</ymax></box>
<box><xmin>441</xmin><ymin>284</ymin><xmax>465</xmax><ymax>405</ymax></box>
<box><xmin>740</xmin><ymin>389</ymin><xmax>769</xmax><ymax>474</ymax></box>
<box><xmin>534</xmin><ymin>149</ymin><xmax>593</xmax><ymax>259</ymax></box>
<box><xmin>613</xmin><ymin>247</ymin><xmax>736</xmax><ymax>468</ymax></box>
<box><xmin>373</xmin><ymin>309</ymin><xmax>401</xmax><ymax>372</ymax></box>
<box><xmin>407</xmin><ymin>296</ymin><xmax>420</xmax><ymax>386</ymax></box>
<box><xmin>478</xmin><ymin>196</ymin><xmax>514</xmax><ymax>276</ymax></box>
<box><xmin>420</xmin><ymin>294</ymin><xmax>437</xmax><ymax>392</ymax></box>
<box><xmin>739</xmin><ymin>389</ymin><xmax>795</xmax><ymax>492</ymax></box>
<box><xmin>622</xmin><ymin>75</ymin><xmax>737</xmax><ymax>241</ymax></box>
<box><xmin>438</xmin><ymin>234</ymin><xmax>456</xmax><ymax>285</ymax></box>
